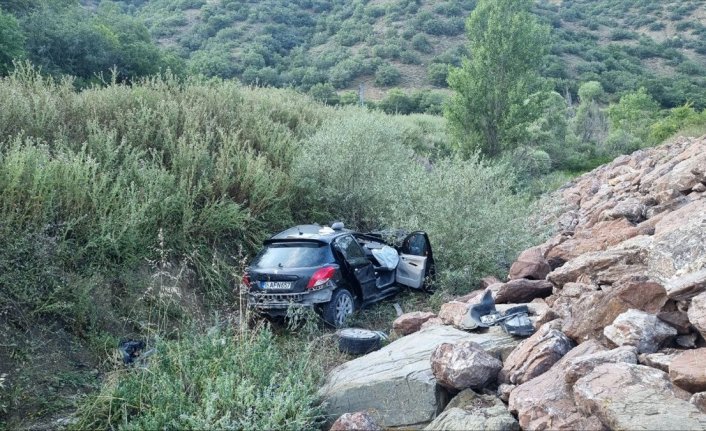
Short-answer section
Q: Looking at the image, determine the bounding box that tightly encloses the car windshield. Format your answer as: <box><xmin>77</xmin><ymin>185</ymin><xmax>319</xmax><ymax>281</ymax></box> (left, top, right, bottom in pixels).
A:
<box><xmin>252</xmin><ymin>242</ymin><xmax>331</xmax><ymax>269</ymax></box>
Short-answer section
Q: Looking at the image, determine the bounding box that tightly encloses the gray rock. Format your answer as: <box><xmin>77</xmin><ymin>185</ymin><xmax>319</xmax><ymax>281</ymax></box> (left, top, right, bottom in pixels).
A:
<box><xmin>425</xmin><ymin>390</ymin><xmax>519</xmax><ymax>431</ymax></box>
<box><xmin>638</xmin><ymin>350</ymin><xmax>681</xmax><ymax>372</ymax></box>
<box><xmin>691</xmin><ymin>392</ymin><xmax>706</xmax><ymax>414</ymax></box>
<box><xmin>688</xmin><ymin>291</ymin><xmax>706</xmax><ymax>339</ymax></box>
<box><xmin>603</xmin><ymin>309</ymin><xmax>677</xmax><ymax>353</ymax></box>
<box><xmin>665</xmin><ymin>269</ymin><xmax>706</xmax><ymax>300</ymax></box>
<box><xmin>431</xmin><ymin>340</ymin><xmax>503</xmax><ymax>391</ymax></box>
<box><xmin>319</xmin><ymin>325</ymin><xmax>519</xmax><ymax>428</ymax></box>
<box><xmin>573</xmin><ymin>363</ymin><xmax>706</xmax><ymax>430</ymax></box>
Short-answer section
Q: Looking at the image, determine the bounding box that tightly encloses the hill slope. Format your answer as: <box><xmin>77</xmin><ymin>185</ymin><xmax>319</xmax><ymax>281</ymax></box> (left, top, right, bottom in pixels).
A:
<box><xmin>121</xmin><ymin>0</ymin><xmax>706</xmax><ymax>106</ymax></box>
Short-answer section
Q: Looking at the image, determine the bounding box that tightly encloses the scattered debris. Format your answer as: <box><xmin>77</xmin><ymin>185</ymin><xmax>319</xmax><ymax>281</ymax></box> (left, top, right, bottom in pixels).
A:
<box><xmin>469</xmin><ymin>289</ymin><xmax>535</xmax><ymax>337</ymax></box>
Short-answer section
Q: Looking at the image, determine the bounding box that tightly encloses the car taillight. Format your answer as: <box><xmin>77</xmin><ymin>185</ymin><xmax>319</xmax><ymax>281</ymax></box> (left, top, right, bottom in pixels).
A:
<box><xmin>307</xmin><ymin>266</ymin><xmax>336</xmax><ymax>290</ymax></box>
<box><xmin>242</xmin><ymin>273</ymin><xmax>250</xmax><ymax>286</ymax></box>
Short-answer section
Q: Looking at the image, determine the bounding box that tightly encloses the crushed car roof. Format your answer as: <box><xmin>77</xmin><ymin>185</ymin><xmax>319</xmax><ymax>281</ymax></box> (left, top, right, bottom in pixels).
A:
<box><xmin>268</xmin><ymin>224</ymin><xmax>350</xmax><ymax>243</ymax></box>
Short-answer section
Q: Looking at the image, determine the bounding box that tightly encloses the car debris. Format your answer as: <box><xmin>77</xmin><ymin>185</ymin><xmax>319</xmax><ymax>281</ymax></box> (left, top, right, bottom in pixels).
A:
<box><xmin>337</xmin><ymin>328</ymin><xmax>387</xmax><ymax>355</ymax></box>
<box><xmin>468</xmin><ymin>289</ymin><xmax>535</xmax><ymax>337</ymax></box>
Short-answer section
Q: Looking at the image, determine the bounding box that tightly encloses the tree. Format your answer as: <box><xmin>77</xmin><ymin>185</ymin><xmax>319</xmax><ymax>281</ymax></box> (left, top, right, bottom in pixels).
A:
<box><xmin>572</xmin><ymin>81</ymin><xmax>608</xmax><ymax>144</ymax></box>
<box><xmin>445</xmin><ymin>0</ymin><xmax>551</xmax><ymax>157</ymax></box>
<box><xmin>0</xmin><ymin>7</ymin><xmax>26</xmax><ymax>74</ymax></box>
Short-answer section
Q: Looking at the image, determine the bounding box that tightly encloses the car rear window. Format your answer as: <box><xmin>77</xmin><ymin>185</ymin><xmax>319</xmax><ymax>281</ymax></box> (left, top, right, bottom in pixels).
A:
<box><xmin>251</xmin><ymin>242</ymin><xmax>332</xmax><ymax>269</ymax></box>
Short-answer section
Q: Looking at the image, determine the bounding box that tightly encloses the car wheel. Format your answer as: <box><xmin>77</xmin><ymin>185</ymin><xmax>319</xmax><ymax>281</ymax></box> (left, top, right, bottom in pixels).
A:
<box><xmin>323</xmin><ymin>288</ymin><xmax>355</xmax><ymax>327</ymax></box>
<box><xmin>338</xmin><ymin>328</ymin><xmax>381</xmax><ymax>355</ymax></box>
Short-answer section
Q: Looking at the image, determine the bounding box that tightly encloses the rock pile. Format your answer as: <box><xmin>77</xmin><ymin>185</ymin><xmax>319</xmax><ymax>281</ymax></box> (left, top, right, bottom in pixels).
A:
<box><xmin>324</xmin><ymin>137</ymin><xmax>706</xmax><ymax>430</ymax></box>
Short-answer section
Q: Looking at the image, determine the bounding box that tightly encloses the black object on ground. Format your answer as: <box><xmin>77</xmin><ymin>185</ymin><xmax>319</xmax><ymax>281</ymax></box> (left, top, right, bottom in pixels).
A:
<box><xmin>469</xmin><ymin>290</ymin><xmax>535</xmax><ymax>337</ymax></box>
<box><xmin>337</xmin><ymin>328</ymin><xmax>382</xmax><ymax>355</ymax></box>
<box><xmin>118</xmin><ymin>339</ymin><xmax>145</xmax><ymax>364</ymax></box>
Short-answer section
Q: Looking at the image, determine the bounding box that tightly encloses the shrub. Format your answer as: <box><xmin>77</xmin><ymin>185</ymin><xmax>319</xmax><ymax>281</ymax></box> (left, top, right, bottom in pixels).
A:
<box><xmin>374</xmin><ymin>63</ymin><xmax>401</xmax><ymax>86</ymax></box>
<box><xmin>75</xmin><ymin>326</ymin><xmax>324</xmax><ymax>430</ymax></box>
<box><xmin>411</xmin><ymin>34</ymin><xmax>432</xmax><ymax>53</ymax></box>
<box><xmin>427</xmin><ymin>63</ymin><xmax>449</xmax><ymax>87</ymax></box>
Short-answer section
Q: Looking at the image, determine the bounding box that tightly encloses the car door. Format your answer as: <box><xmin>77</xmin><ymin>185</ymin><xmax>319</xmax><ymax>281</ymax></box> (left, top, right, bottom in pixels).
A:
<box><xmin>334</xmin><ymin>234</ymin><xmax>377</xmax><ymax>298</ymax></box>
<box><xmin>396</xmin><ymin>231</ymin><xmax>434</xmax><ymax>289</ymax></box>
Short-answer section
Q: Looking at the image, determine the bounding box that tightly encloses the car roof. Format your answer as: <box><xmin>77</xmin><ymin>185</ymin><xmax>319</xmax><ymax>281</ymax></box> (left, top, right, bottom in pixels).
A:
<box><xmin>269</xmin><ymin>224</ymin><xmax>351</xmax><ymax>244</ymax></box>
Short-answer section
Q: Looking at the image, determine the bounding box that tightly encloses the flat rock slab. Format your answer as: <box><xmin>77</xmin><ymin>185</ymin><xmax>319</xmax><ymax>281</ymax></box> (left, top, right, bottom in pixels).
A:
<box><xmin>319</xmin><ymin>325</ymin><xmax>520</xmax><ymax>428</ymax></box>
<box><xmin>574</xmin><ymin>363</ymin><xmax>706</xmax><ymax>430</ymax></box>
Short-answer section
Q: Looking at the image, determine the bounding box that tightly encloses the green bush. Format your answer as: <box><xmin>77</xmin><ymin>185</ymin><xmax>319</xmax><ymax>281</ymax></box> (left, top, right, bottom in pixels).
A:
<box><xmin>75</xmin><ymin>326</ymin><xmax>324</xmax><ymax>430</ymax></box>
<box><xmin>374</xmin><ymin>63</ymin><xmax>401</xmax><ymax>86</ymax></box>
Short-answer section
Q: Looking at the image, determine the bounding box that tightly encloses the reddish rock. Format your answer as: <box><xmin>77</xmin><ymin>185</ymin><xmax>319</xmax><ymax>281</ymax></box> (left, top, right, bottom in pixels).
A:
<box><xmin>604</xmin><ymin>309</ymin><xmax>677</xmax><ymax>353</ymax></box>
<box><xmin>546</xmin><ymin>218</ymin><xmax>643</xmax><ymax>264</ymax></box>
<box><xmin>508</xmin><ymin>340</ymin><xmax>608</xmax><ymax>431</ymax></box>
<box><xmin>392</xmin><ymin>311</ymin><xmax>436</xmax><ymax>336</ymax></box>
<box><xmin>330</xmin><ymin>412</ymin><xmax>382</xmax><ymax>431</ymax></box>
<box><xmin>480</xmin><ymin>276</ymin><xmax>502</xmax><ymax>289</ymax></box>
<box><xmin>573</xmin><ymin>363</ymin><xmax>706</xmax><ymax>430</ymax></box>
<box><xmin>420</xmin><ymin>317</ymin><xmax>443</xmax><ymax>330</ymax></box>
<box><xmin>494</xmin><ymin>279</ymin><xmax>553</xmax><ymax>304</ymax></box>
<box><xmin>499</xmin><ymin>321</ymin><xmax>574</xmax><ymax>385</ymax></box>
<box><xmin>559</xmin><ymin>277</ymin><xmax>668</xmax><ymax>343</ymax></box>
<box><xmin>508</xmin><ymin>247</ymin><xmax>551</xmax><ymax>281</ymax></box>
<box><xmin>438</xmin><ymin>301</ymin><xmax>471</xmax><ymax>329</ymax></box>
<box><xmin>455</xmin><ymin>289</ymin><xmax>484</xmax><ymax>304</ymax></box>
<box><xmin>564</xmin><ymin>346</ymin><xmax>638</xmax><ymax>384</ymax></box>
<box><xmin>688</xmin><ymin>292</ymin><xmax>706</xmax><ymax>339</ymax></box>
<box><xmin>669</xmin><ymin>349</ymin><xmax>706</xmax><ymax>393</ymax></box>
<box><xmin>430</xmin><ymin>340</ymin><xmax>503</xmax><ymax>391</ymax></box>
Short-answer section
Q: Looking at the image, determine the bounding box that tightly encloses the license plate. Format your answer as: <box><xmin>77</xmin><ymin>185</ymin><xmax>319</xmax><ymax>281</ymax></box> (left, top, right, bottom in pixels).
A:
<box><xmin>261</xmin><ymin>281</ymin><xmax>292</xmax><ymax>290</ymax></box>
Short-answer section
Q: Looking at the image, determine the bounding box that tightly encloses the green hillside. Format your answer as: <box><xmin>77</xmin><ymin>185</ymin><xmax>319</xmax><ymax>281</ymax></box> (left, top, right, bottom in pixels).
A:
<box><xmin>115</xmin><ymin>0</ymin><xmax>706</xmax><ymax>107</ymax></box>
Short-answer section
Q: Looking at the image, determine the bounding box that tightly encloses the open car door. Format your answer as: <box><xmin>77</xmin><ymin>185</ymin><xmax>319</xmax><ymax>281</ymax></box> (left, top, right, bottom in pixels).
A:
<box><xmin>396</xmin><ymin>231</ymin><xmax>434</xmax><ymax>289</ymax></box>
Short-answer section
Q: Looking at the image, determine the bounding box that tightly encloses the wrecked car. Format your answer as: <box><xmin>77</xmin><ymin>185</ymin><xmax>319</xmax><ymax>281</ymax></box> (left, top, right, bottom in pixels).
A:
<box><xmin>244</xmin><ymin>223</ymin><xmax>435</xmax><ymax>327</ymax></box>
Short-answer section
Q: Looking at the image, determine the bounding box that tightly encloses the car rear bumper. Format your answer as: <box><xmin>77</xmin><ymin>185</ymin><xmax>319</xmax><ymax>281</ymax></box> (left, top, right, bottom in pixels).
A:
<box><xmin>247</xmin><ymin>285</ymin><xmax>334</xmax><ymax>313</ymax></box>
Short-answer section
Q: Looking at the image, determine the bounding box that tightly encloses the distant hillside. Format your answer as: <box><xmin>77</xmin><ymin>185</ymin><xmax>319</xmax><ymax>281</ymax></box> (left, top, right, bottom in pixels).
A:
<box><xmin>115</xmin><ymin>0</ymin><xmax>706</xmax><ymax>107</ymax></box>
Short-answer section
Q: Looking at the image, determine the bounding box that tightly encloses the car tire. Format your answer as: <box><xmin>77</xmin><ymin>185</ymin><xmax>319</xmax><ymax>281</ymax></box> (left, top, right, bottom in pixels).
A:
<box><xmin>338</xmin><ymin>328</ymin><xmax>381</xmax><ymax>355</ymax></box>
<box><xmin>323</xmin><ymin>288</ymin><xmax>355</xmax><ymax>327</ymax></box>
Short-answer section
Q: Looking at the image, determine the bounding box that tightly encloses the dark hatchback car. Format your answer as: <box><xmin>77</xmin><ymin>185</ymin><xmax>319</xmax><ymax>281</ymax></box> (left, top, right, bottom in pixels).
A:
<box><xmin>244</xmin><ymin>223</ymin><xmax>435</xmax><ymax>326</ymax></box>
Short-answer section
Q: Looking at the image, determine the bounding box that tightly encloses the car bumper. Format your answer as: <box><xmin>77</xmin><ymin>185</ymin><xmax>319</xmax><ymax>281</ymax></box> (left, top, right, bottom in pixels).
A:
<box><xmin>247</xmin><ymin>285</ymin><xmax>334</xmax><ymax>313</ymax></box>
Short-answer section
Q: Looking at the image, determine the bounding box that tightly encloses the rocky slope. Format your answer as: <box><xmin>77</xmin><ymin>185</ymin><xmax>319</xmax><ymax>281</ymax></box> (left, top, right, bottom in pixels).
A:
<box><xmin>321</xmin><ymin>136</ymin><xmax>706</xmax><ymax>430</ymax></box>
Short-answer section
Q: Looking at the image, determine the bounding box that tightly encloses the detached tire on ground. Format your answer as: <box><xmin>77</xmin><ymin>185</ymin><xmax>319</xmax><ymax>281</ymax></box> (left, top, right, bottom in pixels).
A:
<box><xmin>338</xmin><ymin>328</ymin><xmax>382</xmax><ymax>355</ymax></box>
<box><xmin>322</xmin><ymin>288</ymin><xmax>355</xmax><ymax>327</ymax></box>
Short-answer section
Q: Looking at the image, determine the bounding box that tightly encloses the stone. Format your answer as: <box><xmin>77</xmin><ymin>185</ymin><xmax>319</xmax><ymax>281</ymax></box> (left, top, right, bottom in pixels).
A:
<box><xmin>564</xmin><ymin>346</ymin><xmax>638</xmax><ymax>384</ymax></box>
<box><xmin>499</xmin><ymin>322</ymin><xmax>574</xmax><ymax>385</ymax></box>
<box><xmin>677</xmin><ymin>333</ymin><xmax>698</xmax><ymax>349</ymax></box>
<box><xmin>420</xmin><ymin>317</ymin><xmax>443</xmax><ymax>330</ymax></box>
<box><xmin>546</xmin><ymin>218</ymin><xmax>643</xmax><ymax>264</ymax></box>
<box><xmin>508</xmin><ymin>247</ymin><xmax>551</xmax><ymax>281</ymax></box>
<box><xmin>392</xmin><ymin>311</ymin><xmax>437</xmax><ymax>336</ymax></box>
<box><xmin>547</xmin><ymin>237</ymin><xmax>650</xmax><ymax>288</ymax></box>
<box><xmin>639</xmin><ymin>350</ymin><xmax>681</xmax><ymax>372</ymax></box>
<box><xmin>669</xmin><ymin>349</ymin><xmax>706</xmax><ymax>393</ymax></box>
<box><xmin>691</xmin><ymin>392</ymin><xmax>706</xmax><ymax>413</ymax></box>
<box><xmin>559</xmin><ymin>277</ymin><xmax>667</xmax><ymax>343</ymax></box>
<box><xmin>573</xmin><ymin>363</ymin><xmax>706</xmax><ymax>430</ymax></box>
<box><xmin>665</xmin><ymin>269</ymin><xmax>706</xmax><ymax>300</ymax></box>
<box><xmin>438</xmin><ymin>301</ymin><xmax>472</xmax><ymax>329</ymax></box>
<box><xmin>480</xmin><ymin>276</ymin><xmax>502</xmax><ymax>289</ymax></box>
<box><xmin>603</xmin><ymin>309</ymin><xmax>677</xmax><ymax>353</ymax></box>
<box><xmin>425</xmin><ymin>390</ymin><xmax>519</xmax><ymax>431</ymax></box>
<box><xmin>658</xmin><ymin>309</ymin><xmax>692</xmax><ymax>335</ymax></box>
<box><xmin>455</xmin><ymin>289</ymin><xmax>484</xmax><ymax>304</ymax></box>
<box><xmin>494</xmin><ymin>279</ymin><xmax>553</xmax><ymax>304</ymax></box>
<box><xmin>430</xmin><ymin>340</ymin><xmax>503</xmax><ymax>391</ymax></box>
<box><xmin>509</xmin><ymin>340</ymin><xmax>609</xmax><ymax>431</ymax></box>
<box><xmin>330</xmin><ymin>412</ymin><xmax>382</xmax><ymax>431</ymax></box>
<box><xmin>319</xmin><ymin>325</ymin><xmax>519</xmax><ymax>428</ymax></box>
<box><xmin>647</xmin><ymin>200</ymin><xmax>706</xmax><ymax>283</ymax></box>
<box><xmin>601</xmin><ymin>197</ymin><xmax>646</xmax><ymax>223</ymax></box>
<box><xmin>689</xmin><ymin>292</ymin><xmax>706</xmax><ymax>339</ymax></box>
<box><xmin>497</xmin><ymin>384</ymin><xmax>515</xmax><ymax>403</ymax></box>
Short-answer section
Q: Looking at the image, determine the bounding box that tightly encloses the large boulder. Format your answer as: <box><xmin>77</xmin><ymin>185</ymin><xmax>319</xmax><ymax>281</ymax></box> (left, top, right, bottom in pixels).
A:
<box><xmin>508</xmin><ymin>246</ymin><xmax>551</xmax><ymax>281</ymax></box>
<box><xmin>564</xmin><ymin>346</ymin><xmax>638</xmax><ymax>384</ymax></box>
<box><xmin>430</xmin><ymin>340</ymin><xmax>503</xmax><ymax>391</ymax></box>
<box><xmin>494</xmin><ymin>279</ymin><xmax>553</xmax><ymax>304</ymax></box>
<box><xmin>639</xmin><ymin>350</ymin><xmax>681</xmax><ymax>373</ymax></box>
<box><xmin>603</xmin><ymin>309</ymin><xmax>677</xmax><ymax>353</ymax></box>
<box><xmin>393</xmin><ymin>311</ymin><xmax>437</xmax><ymax>336</ymax></box>
<box><xmin>438</xmin><ymin>301</ymin><xmax>473</xmax><ymax>329</ymax></box>
<box><xmin>664</xmin><ymin>269</ymin><xmax>706</xmax><ymax>300</ymax></box>
<box><xmin>319</xmin><ymin>325</ymin><xmax>519</xmax><ymax>428</ymax></box>
<box><xmin>556</xmin><ymin>277</ymin><xmax>667</xmax><ymax>343</ymax></box>
<box><xmin>330</xmin><ymin>412</ymin><xmax>381</xmax><ymax>431</ymax></box>
<box><xmin>499</xmin><ymin>321</ymin><xmax>574</xmax><ymax>385</ymax></box>
<box><xmin>688</xmin><ymin>291</ymin><xmax>706</xmax><ymax>339</ymax></box>
<box><xmin>573</xmin><ymin>363</ymin><xmax>706</xmax><ymax>430</ymax></box>
<box><xmin>546</xmin><ymin>218</ymin><xmax>644</xmax><ymax>264</ymax></box>
<box><xmin>669</xmin><ymin>349</ymin><xmax>706</xmax><ymax>393</ymax></box>
<box><xmin>509</xmin><ymin>340</ymin><xmax>608</xmax><ymax>431</ymax></box>
<box><xmin>424</xmin><ymin>390</ymin><xmax>519</xmax><ymax>431</ymax></box>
